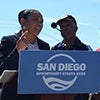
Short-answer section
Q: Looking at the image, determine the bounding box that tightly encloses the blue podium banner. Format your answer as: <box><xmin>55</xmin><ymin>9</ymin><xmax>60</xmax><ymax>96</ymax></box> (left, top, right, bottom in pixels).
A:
<box><xmin>18</xmin><ymin>50</ymin><xmax>100</xmax><ymax>94</ymax></box>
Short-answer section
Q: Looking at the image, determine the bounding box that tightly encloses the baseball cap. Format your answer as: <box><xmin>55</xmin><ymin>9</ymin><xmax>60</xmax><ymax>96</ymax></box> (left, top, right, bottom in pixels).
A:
<box><xmin>57</xmin><ymin>14</ymin><xmax>77</xmax><ymax>25</ymax></box>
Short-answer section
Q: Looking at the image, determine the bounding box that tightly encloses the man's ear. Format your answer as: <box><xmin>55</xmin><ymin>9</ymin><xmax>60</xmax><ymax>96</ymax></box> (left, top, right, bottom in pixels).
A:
<box><xmin>20</xmin><ymin>18</ymin><xmax>25</xmax><ymax>25</ymax></box>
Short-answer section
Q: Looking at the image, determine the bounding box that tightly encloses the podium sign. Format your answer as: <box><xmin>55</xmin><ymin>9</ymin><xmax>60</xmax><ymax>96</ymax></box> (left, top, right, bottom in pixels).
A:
<box><xmin>18</xmin><ymin>50</ymin><xmax>100</xmax><ymax>94</ymax></box>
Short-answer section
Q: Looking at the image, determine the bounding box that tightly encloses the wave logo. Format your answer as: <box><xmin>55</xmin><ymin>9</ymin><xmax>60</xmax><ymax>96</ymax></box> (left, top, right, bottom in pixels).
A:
<box><xmin>42</xmin><ymin>53</ymin><xmax>78</xmax><ymax>91</ymax></box>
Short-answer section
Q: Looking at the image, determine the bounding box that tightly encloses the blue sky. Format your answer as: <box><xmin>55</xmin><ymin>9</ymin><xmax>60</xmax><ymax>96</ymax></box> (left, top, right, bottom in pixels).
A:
<box><xmin>0</xmin><ymin>0</ymin><xmax>100</xmax><ymax>50</ymax></box>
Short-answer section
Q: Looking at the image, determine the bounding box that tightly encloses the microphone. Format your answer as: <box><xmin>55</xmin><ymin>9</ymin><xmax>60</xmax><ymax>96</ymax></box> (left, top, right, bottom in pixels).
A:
<box><xmin>51</xmin><ymin>22</ymin><xmax>57</xmax><ymax>28</ymax></box>
<box><xmin>51</xmin><ymin>22</ymin><xmax>60</xmax><ymax>32</ymax></box>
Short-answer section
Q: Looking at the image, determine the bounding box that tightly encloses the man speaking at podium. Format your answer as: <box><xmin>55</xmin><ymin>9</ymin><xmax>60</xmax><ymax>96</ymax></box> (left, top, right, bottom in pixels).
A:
<box><xmin>51</xmin><ymin>14</ymin><xmax>92</xmax><ymax>100</ymax></box>
<box><xmin>0</xmin><ymin>9</ymin><xmax>50</xmax><ymax>100</ymax></box>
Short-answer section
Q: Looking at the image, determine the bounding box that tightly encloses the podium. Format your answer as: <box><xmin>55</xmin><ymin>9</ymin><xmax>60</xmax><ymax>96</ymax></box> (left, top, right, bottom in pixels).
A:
<box><xmin>18</xmin><ymin>50</ymin><xmax>100</xmax><ymax>94</ymax></box>
<box><xmin>1</xmin><ymin>50</ymin><xmax>100</xmax><ymax>100</ymax></box>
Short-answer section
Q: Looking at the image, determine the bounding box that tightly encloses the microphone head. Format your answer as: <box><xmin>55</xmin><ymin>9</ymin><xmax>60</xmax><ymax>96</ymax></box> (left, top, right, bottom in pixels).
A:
<box><xmin>51</xmin><ymin>22</ymin><xmax>57</xmax><ymax>28</ymax></box>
